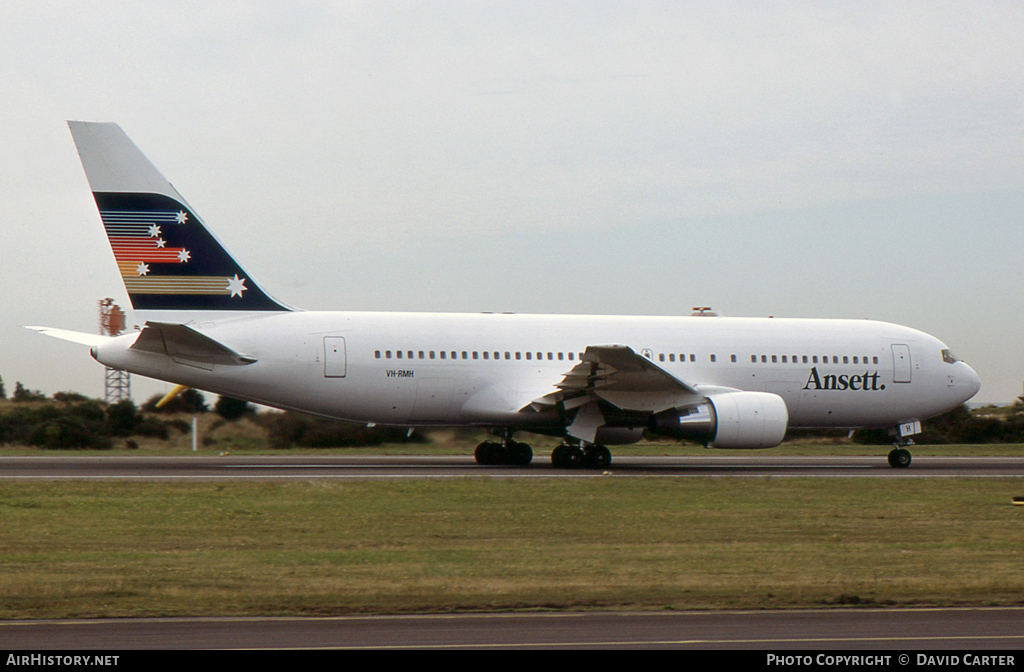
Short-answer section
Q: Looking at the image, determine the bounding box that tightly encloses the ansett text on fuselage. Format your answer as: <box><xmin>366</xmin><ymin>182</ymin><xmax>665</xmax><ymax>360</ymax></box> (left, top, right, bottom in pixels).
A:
<box><xmin>803</xmin><ymin>367</ymin><xmax>885</xmax><ymax>392</ymax></box>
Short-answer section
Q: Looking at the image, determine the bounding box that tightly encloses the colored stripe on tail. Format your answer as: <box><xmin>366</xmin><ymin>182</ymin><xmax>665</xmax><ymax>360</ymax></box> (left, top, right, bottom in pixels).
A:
<box><xmin>68</xmin><ymin>122</ymin><xmax>290</xmax><ymax>313</ymax></box>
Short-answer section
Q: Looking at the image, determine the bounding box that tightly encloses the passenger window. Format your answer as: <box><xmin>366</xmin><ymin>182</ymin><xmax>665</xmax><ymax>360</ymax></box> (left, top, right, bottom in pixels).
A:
<box><xmin>429</xmin><ymin>351</ymin><xmax>435</xmax><ymax>359</ymax></box>
<box><xmin>782</xmin><ymin>355</ymin><xmax>788</xmax><ymax>363</ymax></box>
<box><xmin>873</xmin><ymin>356</ymin><xmax>879</xmax><ymax>364</ymax></box>
<box><xmin>659</xmin><ymin>353</ymin><xmax>665</xmax><ymax>362</ymax></box>
<box><xmin>852</xmin><ymin>356</ymin><xmax>858</xmax><ymax>364</ymax></box>
<box><xmin>802</xmin><ymin>356</ymin><xmax>808</xmax><ymax>363</ymax></box>
<box><xmin>761</xmin><ymin>355</ymin><xmax>767</xmax><ymax>363</ymax></box>
<box><xmin>397</xmin><ymin>351</ymin><xmax>403</xmax><ymax>359</ymax></box>
<box><xmin>375</xmin><ymin>350</ymin><xmax>381</xmax><ymax>359</ymax></box>
<box><xmin>526</xmin><ymin>352</ymin><xmax>532</xmax><ymax>360</ymax></box>
<box><xmin>730</xmin><ymin>355</ymin><xmax>736</xmax><ymax>363</ymax></box>
<box><xmin>771</xmin><ymin>355</ymin><xmax>777</xmax><ymax>363</ymax></box>
<box><xmin>558</xmin><ymin>352</ymin><xmax>564</xmax><ymax>361</ymax></box>
<box><xmin>710</xmin><ymin>354</ymin><xmax>717</xmax><ymax>362</ymax></box>
<box><xmin>689</xmin><ymin>354</ymin><xmax>695</xmax><ymax>362</ymax></box>
<box><xmin>483</xmin><ymin>352</ymin><xmax>489</xmax><ymax>360</ymax></box>
<box><xmin>440</xmin><ymin>351</ymin><xmax>446</xmax><ymax>360</ymax></box>
<box><xmin>473</xmin><ymin>352</ymin><xmax>479</xmax><ymax>360</ymax></box>
<box><xmin>419</xmin><ymin>351</ymin><xmax>425</xmax><ymax>359</ymax></box>
<box><xmin>843</xmin><ymin>356</ymin><xmax>849</xmax><ymax>364</ymax></box>
<box><xmin>751</xmin><ymin>355</ymin><xmax>757</xmax><ymax>363</ymax></box>
<box><xmin>568</xmin><ymin>353</ymin><xmax>574</xmax><ymax>361</ymax></box>
<box><xmin>462</xmin><ymin>351</ymin><xmax>468</xmax><ymax>360</ymax></box>
<box><xmin>515</xmin><ymin>352</ymin><xmax>521</xmax><ymax>360</ymax></box>
<box><xmin>812</xmin><ymin>356</ymin><xmax>817</xmax><ymax>363</ymax></box>
<box><xmin>547</xmin><ymin>352</ymin><xmax>553</xmax><ymax>360</ymax></box>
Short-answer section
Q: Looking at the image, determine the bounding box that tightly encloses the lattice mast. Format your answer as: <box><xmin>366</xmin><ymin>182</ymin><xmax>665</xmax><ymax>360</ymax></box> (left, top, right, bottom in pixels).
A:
<box><xmin>99</xmin><ymin>298</ymin><xmax>130</xmax><ymax>403</ymax></box>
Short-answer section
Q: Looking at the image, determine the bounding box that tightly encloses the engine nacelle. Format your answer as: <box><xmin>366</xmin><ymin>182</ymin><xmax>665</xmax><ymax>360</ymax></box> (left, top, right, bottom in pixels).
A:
<box><xmin>650</xmin><ymin>391</ymin><xmax>789</xmax><ymax>449</ymax></box>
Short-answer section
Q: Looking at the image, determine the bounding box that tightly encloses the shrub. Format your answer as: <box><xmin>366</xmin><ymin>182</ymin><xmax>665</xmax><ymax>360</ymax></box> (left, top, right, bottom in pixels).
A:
<box><xmin>12</xmin><ymin>382</ymin><xmax>46</xmax><ymax>403</ymax></box>
<box><xmin>259</xmin><ymin>411</ymin><xmax>423</xmax><ymax>449</ymax></box>
<box><xmin>214</xmin><ymin>396</ymin><xmax>254</xmax><ymax>421</ymax></box>
<box><xmin>142</xmin><ymin>389</ymin><xmax>208</xmax><ymax>414</ymax></box>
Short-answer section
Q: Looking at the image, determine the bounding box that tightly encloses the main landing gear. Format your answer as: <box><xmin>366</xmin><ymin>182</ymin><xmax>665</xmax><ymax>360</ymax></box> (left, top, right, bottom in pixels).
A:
<box><xmin>551</xmin><ymin>441</ymin><xmax>612</xmax><ymax>469</ymax></box>
<box><xmin>472</xmin><ymin>433</ymin><xmax>613</xmax><ymax>469</ymax></box>
<box><xmin>887</xmin><ymin>438</ymin><xmax>914</xmax><ymax>469</ymax></box>
<box><xmin>474</xmin><ymin>437</ymin><xmax>533</xmax><ymax>466</ymax></box>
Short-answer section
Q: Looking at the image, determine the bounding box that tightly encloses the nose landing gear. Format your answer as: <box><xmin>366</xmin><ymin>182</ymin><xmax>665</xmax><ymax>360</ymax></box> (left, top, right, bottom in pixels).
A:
<box><xmin>887</xmin><ymin>438</ymin><xmax>914</xmax><ymax>468</ymax></box>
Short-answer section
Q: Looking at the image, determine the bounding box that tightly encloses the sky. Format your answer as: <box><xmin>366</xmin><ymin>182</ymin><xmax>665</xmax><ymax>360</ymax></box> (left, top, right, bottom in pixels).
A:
<box><xmin>1</xmin><ymin>1</ymin><xmax>1023</xmax><ymax>405</ymax></box>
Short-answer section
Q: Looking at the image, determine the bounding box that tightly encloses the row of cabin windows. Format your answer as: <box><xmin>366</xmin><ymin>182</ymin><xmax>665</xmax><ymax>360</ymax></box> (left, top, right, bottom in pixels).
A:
<box><xmin>375</xmin><ymin>350</ymin><xmax>585</xmax><ymax>361</ymax></box>
<box><xmin>374</xmin><ymin>350</ymin><xmax>881</xmax><ymax>366</ymax></box>
<box><xmin>659</xmin><ymin>353</ymin><xmax>699</xmax><ymax>362</ymax></box>
<box><xmin>749</xmin><ymin>354</ymin><xmax>880</xmax><ymax>365</ymax></box>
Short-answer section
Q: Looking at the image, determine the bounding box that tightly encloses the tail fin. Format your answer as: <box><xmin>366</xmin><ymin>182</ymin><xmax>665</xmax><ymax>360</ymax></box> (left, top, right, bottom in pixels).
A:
<box><xmin>67</xmin><ymin>121</ymin><xmax>290</xmax><ymax>315</ymax></box>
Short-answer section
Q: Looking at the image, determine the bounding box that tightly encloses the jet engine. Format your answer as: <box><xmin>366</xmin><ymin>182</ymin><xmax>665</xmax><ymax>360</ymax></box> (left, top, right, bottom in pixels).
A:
<box><xmin>649</xmin><ymin>391</ymin><xmax>789</xmax><ymax>449</ymax></box>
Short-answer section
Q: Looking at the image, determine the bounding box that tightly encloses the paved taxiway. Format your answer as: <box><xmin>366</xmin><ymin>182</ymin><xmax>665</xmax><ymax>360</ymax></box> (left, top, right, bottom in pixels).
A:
<box><xmin>1</xmin><ymin>454</ymin><xmax>1023</xmax><ymax>479</ymax></box>
<box><xmin>1</xmin><ymin>608</ymin><xmax>1022</xmax><ymax>649</ymax></box>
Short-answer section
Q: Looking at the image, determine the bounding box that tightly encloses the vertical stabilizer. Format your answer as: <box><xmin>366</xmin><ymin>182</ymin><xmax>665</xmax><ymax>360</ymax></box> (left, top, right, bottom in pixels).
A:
<box><xmin>68</xmin><ymin>121</ymin><xmax>290</xmax><ymax>315</ymax></box>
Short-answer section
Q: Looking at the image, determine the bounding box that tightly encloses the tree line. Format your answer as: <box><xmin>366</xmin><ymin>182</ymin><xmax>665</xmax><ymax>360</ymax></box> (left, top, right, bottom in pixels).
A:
<box><xmin>2</xmin><ymin>373</ymin><xmax>1022</xmax><ymax>449</ymax></box>
<box><xmin>0</xmin><ymin>376</ymin><xmax>422</xmax><ymax>449</ymax></box>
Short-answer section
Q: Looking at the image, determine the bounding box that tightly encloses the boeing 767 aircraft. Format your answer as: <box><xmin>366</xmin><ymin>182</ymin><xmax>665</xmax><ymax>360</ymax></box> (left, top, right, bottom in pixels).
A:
<box><xmin>30</xmin><ymin>122</ymin><xmax>981</xmax><ymax>468</ymax></box>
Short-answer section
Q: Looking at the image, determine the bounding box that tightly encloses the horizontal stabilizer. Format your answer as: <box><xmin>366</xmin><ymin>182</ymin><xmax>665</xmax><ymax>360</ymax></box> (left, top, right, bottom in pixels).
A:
<box><xmin>24</xmin><ymin>326</ymin><xmax>110</xmax><ymax>347</ymax></box>
<box><xmin>130</xmin><ymin>321</ymin><xmax>257</xmax><ymax>367</ymax></box>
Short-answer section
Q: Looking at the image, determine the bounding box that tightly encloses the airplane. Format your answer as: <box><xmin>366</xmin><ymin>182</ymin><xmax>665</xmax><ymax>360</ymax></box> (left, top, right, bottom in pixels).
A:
<box><xmin>29</xmin><ymin>121</ymin><xmax>981</xmax><ymax>469</ymax></box>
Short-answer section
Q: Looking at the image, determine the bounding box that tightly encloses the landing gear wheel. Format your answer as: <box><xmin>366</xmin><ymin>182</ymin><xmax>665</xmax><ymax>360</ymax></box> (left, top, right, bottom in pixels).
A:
<box><xmin>476</xmin><ymin>439</ymin><xmax>532</xmax><ymax>466</ymax></box>
<box><xmin>583</xmin><ymin>444</ymin><xmax>612</xmax><ymax>469</ymax></box>
<box><xmin>510</xmin><ymin>441</ymin><xmax>533</xmax><ymax>466</ymax></box>
<box><xmin>551</xmin><ymin>443</ymin><xmax>583</xmax><ymax>468</ymax></box>
<box><xmin>887</xmin><ymin>447</ymin><xmax>912</xmax><ymax>468</ymax></box>
<box><xmin>475</xmin><ymin>441</ymin><xmax>502</xmax><ymax>466</ymax></box>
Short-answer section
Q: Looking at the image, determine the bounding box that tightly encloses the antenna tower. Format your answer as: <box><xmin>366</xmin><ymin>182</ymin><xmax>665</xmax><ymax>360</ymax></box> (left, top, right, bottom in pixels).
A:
<box><xmin>99</xmin><ymin>298</ymin><xmax>131</xmax><ymax>403</ymax></box>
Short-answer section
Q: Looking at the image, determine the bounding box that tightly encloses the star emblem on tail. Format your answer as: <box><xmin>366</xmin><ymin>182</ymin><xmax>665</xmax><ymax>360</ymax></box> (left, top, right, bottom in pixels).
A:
<box><xmin>226</xmin><ymin>274</ymin><xmax>247</xmax><ymax>297</ymax></box>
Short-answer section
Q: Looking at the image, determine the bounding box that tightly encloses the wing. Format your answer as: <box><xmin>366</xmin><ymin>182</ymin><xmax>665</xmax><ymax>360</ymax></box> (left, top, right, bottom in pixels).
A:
<box><xmin>528</xmin><ymin>344</ymin><xmax>702</xmax><ymax>414</ymax></box>
<box><xmin>524</xmin><ymin>345</ymin><xmax>712</xmax><ymax>444</ymax></box>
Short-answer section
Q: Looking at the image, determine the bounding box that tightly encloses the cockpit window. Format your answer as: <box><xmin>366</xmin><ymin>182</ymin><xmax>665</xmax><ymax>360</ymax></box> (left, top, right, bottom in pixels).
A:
<box><xmin>941</xmin><ymin>349</ymin><xmax>959</xmax><ymax>364</ymax></box>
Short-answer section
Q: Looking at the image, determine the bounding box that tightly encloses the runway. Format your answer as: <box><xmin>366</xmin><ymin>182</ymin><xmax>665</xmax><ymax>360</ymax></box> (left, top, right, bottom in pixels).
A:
<box><xmin>1</xmin><ymin>608</ymin><xmax>1022</xmax><ymax>650</ymax></box>
<box><xmin>1</xmin><ymin>454</ymin><xmax>1023</xmax><ymax>480</ymax></box>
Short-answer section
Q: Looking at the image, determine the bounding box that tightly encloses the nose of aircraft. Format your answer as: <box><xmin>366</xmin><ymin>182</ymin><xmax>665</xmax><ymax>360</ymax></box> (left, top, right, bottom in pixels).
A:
<box><xmin>958</xmin><ymin>361</ymin><xmax>982</xmax><ymax>401</ymax></box>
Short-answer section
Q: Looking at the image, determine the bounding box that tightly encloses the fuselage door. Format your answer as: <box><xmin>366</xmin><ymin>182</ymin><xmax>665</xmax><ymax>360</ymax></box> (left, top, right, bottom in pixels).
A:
<box><xmin>892</xmin><ymin>344</ymin><xmax>911</xmax><ymax>383</ymax></box>
<box><xmin>324</xmin><ymin>337</ymin><xmax>347</xmax><ymax>378</ymax></box>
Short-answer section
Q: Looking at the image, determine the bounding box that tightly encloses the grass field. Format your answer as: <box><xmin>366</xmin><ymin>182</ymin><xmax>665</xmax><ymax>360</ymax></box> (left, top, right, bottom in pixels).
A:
<box><xmin>1</xmin><ymin>477</ymin><xmax>1022</xmax><ymax>619</ymax></box>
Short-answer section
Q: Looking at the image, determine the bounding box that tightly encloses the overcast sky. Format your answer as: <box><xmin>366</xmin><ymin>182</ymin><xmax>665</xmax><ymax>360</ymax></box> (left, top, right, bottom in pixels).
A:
<box><xmin>1</xmin><ymin>1</ymin><xmax>1022</xmax><ymax>405</ymax></box>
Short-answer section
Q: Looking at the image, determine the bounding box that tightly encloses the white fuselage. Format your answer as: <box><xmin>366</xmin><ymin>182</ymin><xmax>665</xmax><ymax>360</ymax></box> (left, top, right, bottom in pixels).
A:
<box><xmin>93</xmin><ymin>311</ymin><xmax>981</xmax><ymax>437</ymax></box>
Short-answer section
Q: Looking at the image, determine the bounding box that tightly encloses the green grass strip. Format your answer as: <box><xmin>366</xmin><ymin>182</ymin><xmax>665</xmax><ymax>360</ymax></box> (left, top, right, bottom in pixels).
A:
<box><xmin>2</xmin><ymin>478</ymin><xmax>1023</xmax><ymax>618</ymax></box>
